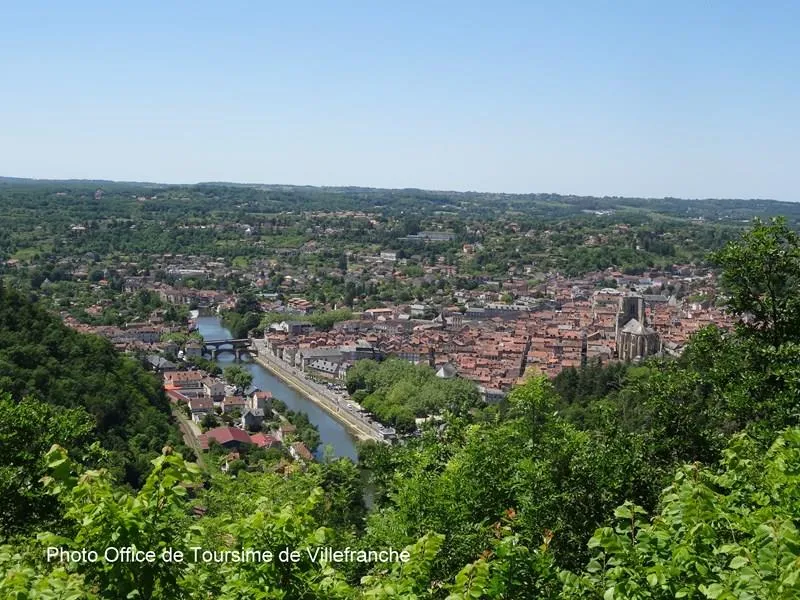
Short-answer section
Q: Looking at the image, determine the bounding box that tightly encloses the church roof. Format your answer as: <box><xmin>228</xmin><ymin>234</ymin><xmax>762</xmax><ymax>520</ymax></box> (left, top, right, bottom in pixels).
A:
<box><xmin>621</xmin><ymin>318</ymin><xmax>655</xmax><ymax>335</ymax></box>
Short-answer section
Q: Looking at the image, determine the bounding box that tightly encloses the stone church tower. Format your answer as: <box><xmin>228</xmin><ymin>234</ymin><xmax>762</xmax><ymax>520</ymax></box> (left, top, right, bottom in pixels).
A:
<box><xmin>615</xmin><ymin>294</ymin><xmax>660</xmax><ymax>361</ymax></box>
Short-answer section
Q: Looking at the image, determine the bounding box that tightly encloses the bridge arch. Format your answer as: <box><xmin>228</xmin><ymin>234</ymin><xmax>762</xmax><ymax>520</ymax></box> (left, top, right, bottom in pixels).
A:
<box><xmin>201</xmin><ymin>338</ymin><xmax>253</xmax><ymax>361</ymax></box>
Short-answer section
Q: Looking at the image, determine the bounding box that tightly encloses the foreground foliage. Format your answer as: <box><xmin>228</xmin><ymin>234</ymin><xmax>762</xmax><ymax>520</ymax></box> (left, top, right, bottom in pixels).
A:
<box><xmin>3</xmin><ymin>425</ymin><xmax>800</xmax><ymax>599</ymax></box>
<box><xmin>562</xmin><ymin>429</ymin><xmax>800</xmax><ymax>599</ymax></box>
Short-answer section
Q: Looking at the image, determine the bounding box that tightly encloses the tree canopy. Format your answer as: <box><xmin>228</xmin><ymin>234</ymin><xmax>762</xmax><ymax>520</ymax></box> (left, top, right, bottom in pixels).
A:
<box><xmin>0</xmin><ymin>283</ymin><xmax>184</xmax><ymax>526</ymax></box>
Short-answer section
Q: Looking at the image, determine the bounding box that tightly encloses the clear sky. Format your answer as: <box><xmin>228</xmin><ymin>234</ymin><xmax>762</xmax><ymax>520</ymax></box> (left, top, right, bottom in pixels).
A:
<box><xmin>1</xmin><ymin>1</ymin><xmax>798</xmax><ymax>200</ymax></box>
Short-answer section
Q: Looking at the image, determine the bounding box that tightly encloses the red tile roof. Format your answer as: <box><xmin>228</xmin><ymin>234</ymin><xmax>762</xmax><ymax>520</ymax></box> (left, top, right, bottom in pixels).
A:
<box><xmin>250</xmin><ymin>433</ymin><xmax>279</xmax><ymax>448</ymax></box>
<box><xmin>203</xmin><ymin>426</ymin><xmax>252</xmax><ymax>446</ymax></box>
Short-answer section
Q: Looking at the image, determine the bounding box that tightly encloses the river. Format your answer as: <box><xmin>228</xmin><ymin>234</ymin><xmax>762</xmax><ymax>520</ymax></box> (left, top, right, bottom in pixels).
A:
<box><xmin>194</xmin><ymin>316</ymin><xmax>359</xmax><ymax>461</ymax></box>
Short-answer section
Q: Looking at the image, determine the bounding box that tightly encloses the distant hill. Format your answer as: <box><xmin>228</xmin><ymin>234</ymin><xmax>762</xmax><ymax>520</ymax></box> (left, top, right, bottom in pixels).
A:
<box><xmin>0</xmin><ymin>175</ymin><xmax>798</xmax><ymax>224</ymax></box>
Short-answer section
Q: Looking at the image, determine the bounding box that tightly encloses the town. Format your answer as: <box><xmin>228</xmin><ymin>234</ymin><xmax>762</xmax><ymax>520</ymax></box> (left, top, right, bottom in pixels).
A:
<box><xmin>60</xmin><ymin>256</ymin><xmax>731</xmax><ymax>389</ymax></box>
<box><xmin>50</xmin><ymin>253</ymin><xmax>733</xmax><ymax>467</ymax></box>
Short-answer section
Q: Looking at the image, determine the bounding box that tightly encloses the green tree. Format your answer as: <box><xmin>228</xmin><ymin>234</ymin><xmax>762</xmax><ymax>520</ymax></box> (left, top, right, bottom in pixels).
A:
<box><xmin>712</xmin><ymin>217</ymin><xmax>800</xmax><ymax>346</ymax></box>
<box><xmin>200</xmin><ymin>412</ymin><xmax>219</xmax><ymax>431</ymax></box>
<box><xmin>345</xmin><ymin>359</ymin><xmax>380</xmax><ymax>394</ymax></box>
<box><xmin>223</xmin><ymin>365</ymin><xmax>253</xmax><ymax>390</ymax></box>
<box><xmin>37</xmin><ymin>446</ymin><xmax>200</xmax><ymax>599</ymax></box>
<box><xmin>186</xmin><ymin>355</ymin><xmax>221</xmax><ymax>376</ymax></box>
<box><xmin>0</xmin><ymin>394</ymin><xmax>94</xmax><ymax>536</ymax></box>
<box><xmin>562</xmin><ymin>428</ymin><xmax>800</xmax><ymax>600</ymax></box>
<box><xmin>316</xmin><ymin>458</ymin><xmax>366</xmax><ymax>530</ymax></box>
<box><xmin>0</xmin><ymin>283</ymin><xmax>185</xmax><ymax>492</ymax></box>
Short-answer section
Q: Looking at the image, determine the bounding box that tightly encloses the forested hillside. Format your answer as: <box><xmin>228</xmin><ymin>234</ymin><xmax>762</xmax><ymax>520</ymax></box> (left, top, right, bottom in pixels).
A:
<box><xmin>2</xmin><ymin>219</ymin><xmax>800</xmax><ymax>598</ymax></box>
<box><xmin>0</xmin><ymin>283</ymin><xmax>184</xmax><ymax>536</ymax></box>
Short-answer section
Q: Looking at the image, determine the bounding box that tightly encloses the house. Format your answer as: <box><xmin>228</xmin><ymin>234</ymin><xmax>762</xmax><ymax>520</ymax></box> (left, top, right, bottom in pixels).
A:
<box><xmin>297</xmin><ymin>347</ymin><xmax>343</xmax><ymax>370</ymax></box>
<box><xmin>199</xmin><ymin>426</ymin><xmax>253</xmax><ymax>450</ymax></box>
<box><xmin>242</xmin><ymin>384</ymin><xmax>261</xmax><ymax>398</ymax></box>
<box><xmin>222</xmin><ymin>395</ymin><xmax>246</xmax><ymax>414</ymax></box>
<box><xmin>248</xmin><ymin>390</ymin><xmax>272</xmax><ymax>412</ymax></box>
<box><xmin>307</xmin><ymin>359</ymin><xmax>339</xmax><ymax>378</ymax></box>
<box><xmin>337</xmin><ymin>362</ymin><xmax>351</xmax><ymax>380</ymax></box>
<box><xmin>276</xmin><ymin>422</ymin><xmax>297</xmax><ymax>442</ymax></box>
<box><xmin>147</xmin><ymin>355</ymin><xmax>177</xmax><ymax>372</ymax></box>
<box><xmin>290</xmin><ymin>441</ymin><xmax>314</xmax><ymax>463</ymax></box>
<box><xmin>202</xmin><ymin>378</ymin><xmax>226</xmax><ymax>402</ymax></box>
<box><xmin>185</xmin><ymin>341</ymin><xmax>203</xmax><ymax>358</ymax></box>
<box><xmin>410</xmin><ymin>304</ymin><xmax>429</xmax><ymax>318</ymax></box>
<box><xmin>465</xmin><ymin>306</ymin><xmax>486</xmax><ymax>320</ymax></box>
<box><xmin>165</xmin><ymin>389</ymin><xmax>192</xmax><ymax>405</ymax></box>
<box><xmin>340</xmin><ymin>339</ymin><xmax>381</xmax><ymax>362</ymax></box>
<box><xmin>189</xmin><ymin>397</ymin><xmax>213</xmax><ymax>422</ymax></box>
<box><xmin>250</xmin><ymin>432</ymin><xmax>280</xmax><ymax>449</ymax></box>
<box><xmin>364</xmin><ymin>308</ymin><xmax>394</xmax><ymax>320</ymax></box>
<box><xmin>240</xmin><ymin>408</ymin><xmax>265</xmax><ymax>431</ymax></box>
<box><xmin>276</xmin><ymin>320</ymin><xmax>313</xmax><ymax>336</ymax></box>
<box><xmin>163</xmin><ymin>370</ymin><xmax>204</xmax><ymax>390</ymax></box>
<box><xmin>130</xmin><ymin>326</ymin><xmax>161</xmax><ymax>344</ymax></box>
<box><xmin>287</xmin><ymin>297</ymin><xmax>314</xmax><ymax>314</ymax></box>
<box><xmin>401</xmin><ymin>231</ymin><xmax>454</xmax><ymax>242</ymax></box>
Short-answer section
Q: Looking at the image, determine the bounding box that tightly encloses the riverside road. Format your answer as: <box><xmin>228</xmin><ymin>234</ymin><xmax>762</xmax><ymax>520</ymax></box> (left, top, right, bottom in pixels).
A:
<box><xmin>250</xmin><ymin>338</ymin><xmax>393</xmax><ymax>444</ymax></box>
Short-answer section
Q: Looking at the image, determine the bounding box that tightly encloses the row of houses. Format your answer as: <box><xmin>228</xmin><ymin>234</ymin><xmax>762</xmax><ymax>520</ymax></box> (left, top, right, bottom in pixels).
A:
<box><xmin>163</xmin><ymin>369</ymin><xmax>315</xmax><ymax>466</ymax></box>
<box><xmin>163</xmin><ymin>370</ymin><xmax>271</xmax><ymax>430</ymax></box>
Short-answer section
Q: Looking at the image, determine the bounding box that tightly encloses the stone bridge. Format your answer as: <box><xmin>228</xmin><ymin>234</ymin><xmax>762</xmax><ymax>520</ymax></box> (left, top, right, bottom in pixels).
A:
<box><xmin>202</xmin><ymin>338</ymin><xmax>253</xmax><ymax>361</ymax></box>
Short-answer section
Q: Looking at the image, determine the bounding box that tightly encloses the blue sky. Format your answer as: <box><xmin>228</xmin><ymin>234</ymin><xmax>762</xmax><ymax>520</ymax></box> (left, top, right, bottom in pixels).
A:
<box><xmin>1</xmin><ymin>1</ymin><xmax>798</xmax><ymax>200</ymax></box>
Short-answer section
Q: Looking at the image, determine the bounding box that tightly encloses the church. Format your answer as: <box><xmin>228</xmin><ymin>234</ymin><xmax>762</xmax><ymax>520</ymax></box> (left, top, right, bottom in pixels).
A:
<box><xmin>615</xmin><ymin>294</ymin><xmax>660</xmax><ymax>361</ymax></box>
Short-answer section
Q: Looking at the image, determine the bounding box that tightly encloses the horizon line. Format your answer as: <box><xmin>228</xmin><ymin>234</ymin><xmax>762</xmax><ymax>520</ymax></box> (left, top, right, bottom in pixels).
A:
<box><xmin>0</xmin><ymin>174</ymin><xmax>787</xmax><ymax>204</ymax></box>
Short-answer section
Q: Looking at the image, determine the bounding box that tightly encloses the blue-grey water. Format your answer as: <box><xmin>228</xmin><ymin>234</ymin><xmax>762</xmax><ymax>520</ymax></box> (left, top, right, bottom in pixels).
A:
<box><xmin>194</xmin><ymin>316</ymin><xmax>358</xmax><ymax>461</ymax></box>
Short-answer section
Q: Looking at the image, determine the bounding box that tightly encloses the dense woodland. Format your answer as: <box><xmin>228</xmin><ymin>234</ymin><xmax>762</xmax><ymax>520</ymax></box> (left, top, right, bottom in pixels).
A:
<box><xmin>346</xmin><ymin>358</ymin><xmax>483</xmax><ymax>432</ymax></box>
<box><xmin>2</xmin><ymin>212</ymin><xmax>800</xmax><ymax>597</ymax></box>
<box><xmin>0</xmin><ymin>282</ymin><xmax>185</xmax><ymax>537</ymax></box>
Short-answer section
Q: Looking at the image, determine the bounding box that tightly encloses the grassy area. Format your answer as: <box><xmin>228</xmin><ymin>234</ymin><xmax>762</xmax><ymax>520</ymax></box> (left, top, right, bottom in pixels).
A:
<box><xmin>11</xmin><ymin>245</ymin><xmax>52</xmax><ymax>262</ymax></box>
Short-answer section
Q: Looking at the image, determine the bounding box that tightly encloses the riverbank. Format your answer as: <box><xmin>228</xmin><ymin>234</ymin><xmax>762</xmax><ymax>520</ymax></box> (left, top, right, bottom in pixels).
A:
<box><xmin>251</xmin><ymin>343</ymin><xmax>385</xmax><ymax>444</ymax></box>
<box><xmin>194</xmin><ymin>316</ymin><xmax>359</xmax><ymax>460</ymax></box>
